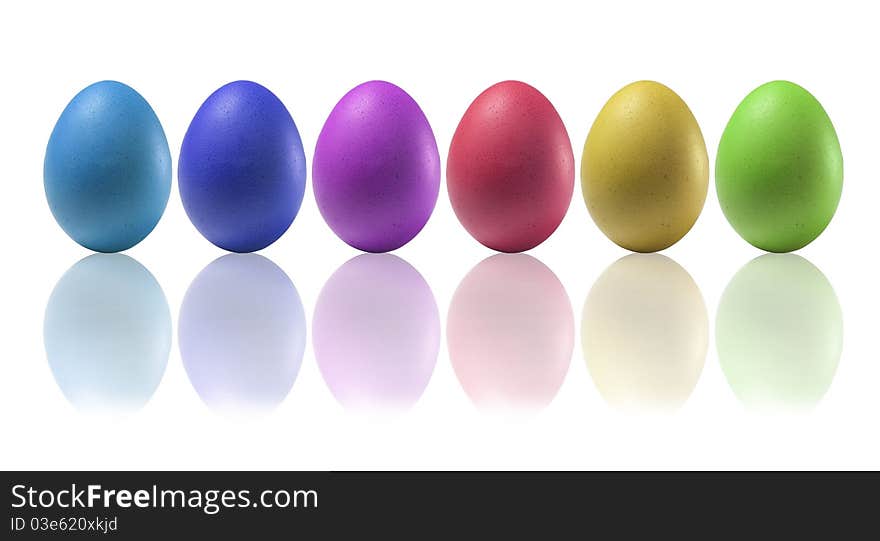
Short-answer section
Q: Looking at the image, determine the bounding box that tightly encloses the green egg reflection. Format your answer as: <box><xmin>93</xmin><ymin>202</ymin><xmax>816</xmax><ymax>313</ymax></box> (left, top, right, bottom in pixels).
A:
<box><xmin>716</xmin><ymin>254</ymin><xmax>842</xmax><ymax>410</ymax></box>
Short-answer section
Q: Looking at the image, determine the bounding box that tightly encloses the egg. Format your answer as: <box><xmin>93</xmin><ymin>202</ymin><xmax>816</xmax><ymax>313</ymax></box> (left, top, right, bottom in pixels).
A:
<box><xmin>582</xmin><ymin>254</ymin><xmax>707</xmax><ymax>412</ymax></box>
<box><xmin>716</xmin><ymin>81</ymin><xmax>843</xmax><ymax>252</ymax></box>
<box><xmin>312</xmin><ymin>254</ymin><xmax>439</xmax><ymax>411</ymax></box>
<box><xmin>179</xmin><ymin>254</ymin><xmax>305</xmax><ymax>414</ymax></box>
<box><xmin>447</xmin><ymin>254</ymin><xmax>573</xmax><ymax>410</ymax></box>
<box><xmin>44</xmin><ymin>81</ymin><xmax>171</xmax><ymax>252</ymax></box>
<box><xmin>581</xmin><ymin>81</ymin><xmax>708</xmax><ymax>252</ymax></box>
<box><xmin>716</xmin><ymin>254</ymin><xmax>842</xmax><ymax>410</ymax></box>
<box><xmin>44</xmin><ymin>254</ymin><xmax>171</xmax><ymax>412</ymax></box>
<box><xmin>313</xmin><ymin>81</ymin><xmax>440</xmax><ymax>252</ymax></box>
<box><xmin>178</xmin><ymin>81</ymin><xmax>306</xmax><ymax>253</ymax></box>
<box><xmin>447</xmin><ymin>81</ymin><xmax>574</xmax><ymax>252</ymax></box>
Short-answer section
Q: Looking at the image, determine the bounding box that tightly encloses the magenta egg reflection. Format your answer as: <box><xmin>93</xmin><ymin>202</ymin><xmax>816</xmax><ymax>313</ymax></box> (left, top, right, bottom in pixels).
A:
<box><xmin>447</xmin><ymin>254</ymin><xmax>573</xmax><ymax>410</ymax></box>
<box><xmin>313</xmin><ymin>254</ymin><xmax>440</xmax><ymax>411</ymax></box>
<box><xmin>179</xmin><ymin>254</ymin><xmax>305</xmax><ymax>414</ymax></box>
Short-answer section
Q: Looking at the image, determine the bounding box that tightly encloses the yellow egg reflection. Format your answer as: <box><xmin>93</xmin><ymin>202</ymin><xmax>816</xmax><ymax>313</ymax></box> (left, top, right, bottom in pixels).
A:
<box><xmin>582</xmin><ymin>254</ymin><xmax>707</xmax><ymax>411</ymax></box>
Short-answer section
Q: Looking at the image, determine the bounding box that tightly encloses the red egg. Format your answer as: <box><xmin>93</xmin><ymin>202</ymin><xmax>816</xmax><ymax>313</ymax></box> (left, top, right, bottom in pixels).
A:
<box><xmin>447</xmin><ymin>81</ymin><xmax>574</xmax><ymax>252</ymax></box>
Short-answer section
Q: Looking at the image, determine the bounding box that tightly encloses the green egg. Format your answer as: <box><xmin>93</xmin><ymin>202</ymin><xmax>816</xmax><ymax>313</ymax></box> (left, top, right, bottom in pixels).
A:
<box><xmin>715</xmin><ymin>81</ymin><xmax>843</xmax><ymax>252</ymax></box>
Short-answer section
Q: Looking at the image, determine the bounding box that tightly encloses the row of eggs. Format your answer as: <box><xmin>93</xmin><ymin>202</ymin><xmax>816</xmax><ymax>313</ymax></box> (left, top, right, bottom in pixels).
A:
<box><xmin>44</xmin><ymin>79</ymin><xmax>843</xmax><ymax>254</ymax></box>
<box><xmin>46</xmin><ymin>252</ymin><xmax>840</xmax><ymax>414</ymax></box>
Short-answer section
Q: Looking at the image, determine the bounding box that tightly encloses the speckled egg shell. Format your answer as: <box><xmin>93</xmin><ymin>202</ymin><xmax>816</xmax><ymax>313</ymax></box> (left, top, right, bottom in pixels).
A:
<box><xmin>178</xmin><ymin>81</ymin><xmax>306</xmax><ymax>253</ymax></box>
<box><xmin>581</xmin><ymin>81</ymin><xmax>709</xmax><ymax>253</ymax></box>
<box><xmin>312</xmin><ymin>81</ymin><xmax>440</xmax><ymax>253</ymax></box>
<box><xmin>715</xmin><ymin>81</ymin><xmax>843</xmax><ymax>253</ymax></box>
<box><xmin>44</xmin><ymin>81</ymin><xmax>171</xmax><ymax>253</ymax></box>
<box><xmin>447</xmin><ymin>81</ymin><xmax>574</xmax><ymax>253</ymax></box>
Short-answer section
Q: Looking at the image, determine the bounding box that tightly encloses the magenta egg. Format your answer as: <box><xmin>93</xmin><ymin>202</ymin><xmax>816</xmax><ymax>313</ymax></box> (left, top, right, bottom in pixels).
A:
<box><xmin>312</xmin><ymin>81</ymin><xmax>440</xmax><ymax>253</ymax></box>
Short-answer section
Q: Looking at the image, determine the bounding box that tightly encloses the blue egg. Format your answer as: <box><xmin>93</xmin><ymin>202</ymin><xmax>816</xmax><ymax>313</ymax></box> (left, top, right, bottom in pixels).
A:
<box><xmin>178</xmin><ymin>81</ymin><xmax>306</xmax><ymax>252</ymax></box>
<box><xmin>44</xmin><ymin>81</ymin><xmax>171</xmax><ymax>252</ymax></box>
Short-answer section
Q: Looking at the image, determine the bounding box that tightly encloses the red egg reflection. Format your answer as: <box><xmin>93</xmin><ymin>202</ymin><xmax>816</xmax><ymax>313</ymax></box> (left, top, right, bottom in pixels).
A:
<box><xmin>447</xmin><ymin>254</ymin><xmax>573</xmax><ymax>410</ymax></box>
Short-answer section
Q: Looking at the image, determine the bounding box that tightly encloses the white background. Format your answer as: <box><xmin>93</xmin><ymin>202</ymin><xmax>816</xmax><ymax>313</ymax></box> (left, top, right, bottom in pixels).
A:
<box><xmin>1</xmin><ymin>0</ymin><xmax>877</xmax><ymax>470</ymax></box>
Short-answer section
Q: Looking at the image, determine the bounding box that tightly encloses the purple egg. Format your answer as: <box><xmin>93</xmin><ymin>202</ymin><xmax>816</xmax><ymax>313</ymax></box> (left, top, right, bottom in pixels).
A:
<box><xmin>313</xmin><ymin>81</ymin><xmax>440</xmax><ymax>252</ymax></box>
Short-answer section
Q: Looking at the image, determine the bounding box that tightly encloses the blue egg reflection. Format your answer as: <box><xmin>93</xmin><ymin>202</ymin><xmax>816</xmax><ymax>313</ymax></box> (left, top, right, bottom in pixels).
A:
<box><xmin>44</xmin><ymin>254</ymin><xmax>171</xmax><ymax>413</ymax></box>
<box><xmin>179</xmin><ymin>254</ymin><xmax>305</xmax><ymax>414</ymax></box>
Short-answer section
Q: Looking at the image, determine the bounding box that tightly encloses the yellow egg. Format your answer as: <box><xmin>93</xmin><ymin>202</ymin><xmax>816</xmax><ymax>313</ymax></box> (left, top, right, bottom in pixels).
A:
<box><xmin>581</xmin><ymin>81</ymin><xmax>709</xmax><ymax>252</ymax></box>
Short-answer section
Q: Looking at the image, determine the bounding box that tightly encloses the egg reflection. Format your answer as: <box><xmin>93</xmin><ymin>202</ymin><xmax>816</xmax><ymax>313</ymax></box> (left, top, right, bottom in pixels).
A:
<box><xmin>717</xmin><ymin>254</ymin><xmax>842</xmax><ymax>411</ymax></box>
<box><xmin>582</xmin><ymin>254</ymin><xmax>707</xmax><ymax>412</ymax></box>
<box><xmin>313</xmin><ymin>254</ymin><xmax>440</xmax><ymax>411</ymax></box>
<box><xmin>179</xmin><ymin>254</ymin><xmax>305</xmax><ymax>414</ymax></box>
<box><xmin>448</xmin><ymin>254</ymin><xmax>573</xmax><ymax>410</ymax></box>
<box><xmin>44</xmin><ymin>254</ymin><xmax>171</xmax><ymax>413</ymax></box>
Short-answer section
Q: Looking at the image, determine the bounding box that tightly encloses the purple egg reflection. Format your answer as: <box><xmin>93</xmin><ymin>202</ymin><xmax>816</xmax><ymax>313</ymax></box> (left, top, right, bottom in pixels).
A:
<box><xmin>313</xmin><ymin>254</ymin><xmax>440</xmax><ymax>411</ymax></box>
<box><xmin>179</xmin><ymin>254</ymin><xmax>305</xmax><ymax>414</ymax></box>
<box><xmin>447</xmin><ymin>254</ymin><xmax>573</xmax><ymax>410</ymax></box>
